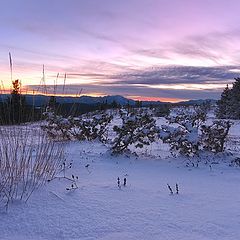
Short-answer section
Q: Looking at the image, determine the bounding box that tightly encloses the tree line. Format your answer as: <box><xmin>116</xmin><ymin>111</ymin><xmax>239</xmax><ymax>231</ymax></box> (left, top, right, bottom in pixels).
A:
<box><xmin>0</xmin><ymin>80</ymin><xmax>170</xmax><ymax>125</ymax></box>
<box><xmin>217</xmin><ymin>77</ymin><xmax>240</xmax><ymax>119</ymax></box>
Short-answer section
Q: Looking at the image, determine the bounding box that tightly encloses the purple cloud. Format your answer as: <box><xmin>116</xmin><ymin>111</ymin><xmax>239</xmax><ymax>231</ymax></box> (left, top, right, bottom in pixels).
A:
<box><xmin>1</xmin><ymin>0</ymin><xmax>240</xmax><ymax>101</ymax></box>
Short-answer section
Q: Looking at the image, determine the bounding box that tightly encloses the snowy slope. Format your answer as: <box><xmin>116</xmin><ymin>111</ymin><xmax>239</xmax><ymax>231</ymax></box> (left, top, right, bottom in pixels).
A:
<box><xmin>1</xmin><ymin>140</ymin><xmax>240</xmax><ymax>240</ymax></box>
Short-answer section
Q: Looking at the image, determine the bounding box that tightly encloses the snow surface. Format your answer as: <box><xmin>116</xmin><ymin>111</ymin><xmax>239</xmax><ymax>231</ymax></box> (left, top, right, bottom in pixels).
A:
<box><xmin>1</xmin><ymin>138</ymin><xmax>240</xmax><ymax>240</ymax></box>
<box><xmin>1</xmin><ymin>112</ymin><xmax>240</xmax><ymax>240</ymax></box>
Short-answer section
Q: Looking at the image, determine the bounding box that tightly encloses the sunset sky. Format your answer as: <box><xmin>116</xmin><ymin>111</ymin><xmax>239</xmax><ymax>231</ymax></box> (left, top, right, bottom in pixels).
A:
<box><xmin>1</xmin><ymin>0</ymin><xmax>240</xmax><ymax>102</ymax></box>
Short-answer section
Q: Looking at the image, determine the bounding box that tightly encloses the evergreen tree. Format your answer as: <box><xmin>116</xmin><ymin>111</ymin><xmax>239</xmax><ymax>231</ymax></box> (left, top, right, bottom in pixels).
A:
<box><xmin>48</xmin><ymin>96</ymin><xmax>57</xmax><ymax>111</ymax></box>
<box><xmin>230</xmin><ymin>78</ymin><xmax>240</xmax><ymax>119</ymax></box>
<box><xmin>8</xmin><ymin>80</ymin><xmax>27</xmax><ymax>124</ymax></box>
<box><xmin>216</xmin><ymin>84</ymin><xmax>232</xmax><ymax>119</ymax></box>
<box><xmin>135</xmin><ymin>100</ymin><xmax>142</xmax><ymax>108</ymax></box>
<box><xmin>217</xmin><ymin>78</ymin><xmax>240</xmax><ymax>119</ymax></box>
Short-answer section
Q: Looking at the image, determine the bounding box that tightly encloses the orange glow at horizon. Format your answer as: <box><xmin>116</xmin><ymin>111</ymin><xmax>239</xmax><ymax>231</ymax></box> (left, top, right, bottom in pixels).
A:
<box><xmin>0</xmin><ymin>60</ymin><xmax>228</xmax><ymax>103</ymax></box>
<box><xmin>36</xmin><ymin>92</ymin><xmax>185</xmax><ymax>103</ymax></box>
<box><xmin>0</xmin><ymin>85</ymin><xmax>184</xmax><ymax>103</ymax></box>
<box><xmin>129</xmin><ymin>96</ymin><xmax>185</xmax><ymax>103</ymax></box>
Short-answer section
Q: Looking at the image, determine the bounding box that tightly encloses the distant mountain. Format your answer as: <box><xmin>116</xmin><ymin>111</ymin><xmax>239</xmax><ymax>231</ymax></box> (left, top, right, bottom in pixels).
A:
<box><xmin>0</xmin><ymin>94</ymin><xmax>217</xmax><ymax>107</ymax></box>
<box><xmin>77</xmin><ymin>95</ymin><xmax>136</xmax><ymax>105</ymax></box>
<box><xmin>0</xmin><ymin>94</ymin><xmax>137</xmax><ymax>106</ymax></box>
<box><xmin>178</xmin><ymin>99</ymin><xmax>217</xmax><ymax>105</ymax></box>
<box><xmin>141</xmin><ymin>100</ymin><xmax>169</xmax><ymax>106</ymax></box>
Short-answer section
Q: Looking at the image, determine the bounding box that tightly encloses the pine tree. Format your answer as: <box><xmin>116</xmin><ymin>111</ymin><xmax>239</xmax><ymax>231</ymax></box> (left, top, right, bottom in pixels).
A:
<box><xmin>135</xmin><ymin>100</ymin><xmax>142</xmax><ymax>108</ymax></box>
<box><xmin>216</xmin><ymin>84</ymin><xmax>232</xmax><ymax>119</ymax></box>
<box><xmin>230</xmin><ymin>78</ymin><xmax>240</xmax><ymax>119</ymax></box>
<box><xmin>48</xmin><ymin>96</ymin><xmax>57</xmax><ymax>112</ymax></box>
<box><xmin>8</xmin><ymin>80</ymin><xmax>27</xmax><ymax>124</ymax></box>
<box><xmin>217</xmin><ymin>78</ymin><xmax>240</xmax><ymax>119</ymax></box>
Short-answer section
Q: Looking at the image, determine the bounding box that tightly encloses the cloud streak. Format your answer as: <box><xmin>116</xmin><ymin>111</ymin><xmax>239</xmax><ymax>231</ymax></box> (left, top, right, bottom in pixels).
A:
<box><xmin>27</xmin><ymin>65</ymin><xmax>239</xmax><ymax>101</ymax></box>
<box><xmin>2</xmin><ymin>1</ymin><xmax>240</xmax><ymax>101</ymax></box>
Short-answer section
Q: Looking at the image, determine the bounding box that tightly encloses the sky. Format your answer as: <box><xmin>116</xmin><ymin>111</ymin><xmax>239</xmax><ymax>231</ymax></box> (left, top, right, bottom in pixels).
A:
<box><xmin>1</xmin><ymin>0</ymin><xmax>240</xmax><ymax>102</ymax></box>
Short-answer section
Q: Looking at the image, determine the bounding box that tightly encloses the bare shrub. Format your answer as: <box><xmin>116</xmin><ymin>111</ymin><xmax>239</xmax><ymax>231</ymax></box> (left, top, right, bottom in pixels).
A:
<box><xmin>0</xmin><ymin>125</ymin><xmax>64</xmax><ymax>209</ymax></box>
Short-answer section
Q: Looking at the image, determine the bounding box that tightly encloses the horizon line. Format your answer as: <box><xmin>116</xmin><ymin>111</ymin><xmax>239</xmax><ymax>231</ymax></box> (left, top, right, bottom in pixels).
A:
<box><xmin>0</xmin><ymin>91</ymin><xmax>217</xmax><ymax>104</ymax></box>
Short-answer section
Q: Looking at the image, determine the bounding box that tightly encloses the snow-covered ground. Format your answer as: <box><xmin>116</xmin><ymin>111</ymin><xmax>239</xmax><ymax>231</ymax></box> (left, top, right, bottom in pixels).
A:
<box><xmin>1</xmin><ymin>138</ymin><xmax>240</xmax><ymax>240</ymax></box>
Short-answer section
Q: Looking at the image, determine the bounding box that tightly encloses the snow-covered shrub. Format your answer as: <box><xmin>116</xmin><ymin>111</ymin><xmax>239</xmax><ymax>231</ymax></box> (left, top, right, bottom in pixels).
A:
<box><xmin>0</xmin><ymin>126</ymin><xmax>64</xmax><ymax>208</ymax></box>
<box><xmin>159</xmin><ymin>106</ymin><xmax>207</xmax><ymax>157</ymax></box>
<box><xmin>160</xmin><ymin>105</ymin><xmax>232</xmax><ymax>157</ymax></box>
<box><xmin>159</xmin><ymin>124</ymin><xmax>199</xmax><ymax>157</ymax></box>
<box><xmin>201</xmin><ymin>120</ymin><xmax>232</xmax><ymax>153</ymax></box>
<box><xmin>42</xmin><ymin>109</ymin><xmax>72</xmax><ymax>140</ymax></box>
<box><xmin>111</xmin><ymin>109</ymin><xmax>159</xmax><ymax>154</ymax></box>
<box><xmin>42</xmin><ymin>109</ymin><xmax>113</xmax><ymax>143</ymax></box>
<box><xmin>168</xmin><ymin>105</ymin><xmax>207</xmax><ymax>128</ymax></box>
<box><xmin>68</xmin><ymin>113</ymin><xmax>113</xmax><ymax>143</ymax></box>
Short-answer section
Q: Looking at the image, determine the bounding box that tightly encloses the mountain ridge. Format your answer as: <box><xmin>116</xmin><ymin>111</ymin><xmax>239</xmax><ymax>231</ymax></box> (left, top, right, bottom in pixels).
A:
<box><xmin>0</xmin><ymin>94</ymin><xmax>217</xmax><ymax>106</ymax></box>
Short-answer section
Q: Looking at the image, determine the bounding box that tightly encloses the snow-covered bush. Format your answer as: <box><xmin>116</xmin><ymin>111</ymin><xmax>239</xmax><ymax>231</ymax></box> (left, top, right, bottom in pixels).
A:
<box><xmin>159</xmin><ymin>105</ymin><xmax>232</xmax><ymax>157</ymax></box>
<box><xmin>0</xmin><ymin>126</ymin><xmax>64</xmax><ymax>208</ymax></box>
<box><xmin>159</xmin><ymin>124</ymin><xmax>199</xmax><ymax>157</ymax></box>
<box><xmin>42</xmin><ymin>110</ymin><xmax>72</xmax><ymax>140</ymax></box>
<box><xmin>201</xmin><ymin>120</ymin><xmax>232</xmax><ymax>153</ymax></box>
<box><xmin>111</xmin><ymin>109</ymin><xmax>159</xmax><ymax>154</ymax></box>
<box><xmin>68</xmin><ymin>113</ymin><xmax>113</xmax><ymax>143</ymax></box>
<box><xmin>159</xmin><ymin>106</ymin><xmax>207</xmax><ymax>157</ymax></box>
<box><xmin>169</xmin><ymin>105</ymin><xmax>207</xmax><ymax>128</ymax></box>
<box><xmin>42</xmin><ymin>109</ymin><xmax>113</xmax><ymax>143</ymax></box>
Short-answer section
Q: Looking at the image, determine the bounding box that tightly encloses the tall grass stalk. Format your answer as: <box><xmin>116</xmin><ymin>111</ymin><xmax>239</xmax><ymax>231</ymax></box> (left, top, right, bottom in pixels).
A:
<box><xmin>0</xmin><ymin>124</ymin><xmax>64</xmax><ymax>209</ymax></box>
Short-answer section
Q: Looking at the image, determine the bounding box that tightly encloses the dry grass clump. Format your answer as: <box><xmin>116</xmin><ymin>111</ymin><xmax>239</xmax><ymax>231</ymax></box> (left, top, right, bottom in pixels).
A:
<box><xmin>0</xmin><ymin>124</ymin><xmax>64</xmax><ymax>209</ymax></box>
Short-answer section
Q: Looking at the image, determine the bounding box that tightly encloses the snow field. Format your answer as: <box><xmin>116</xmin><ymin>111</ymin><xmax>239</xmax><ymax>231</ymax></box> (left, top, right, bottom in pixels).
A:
<box><xmin>1</xmin><ymin>140</ymin><xmax>240</xmax><ymax>240</ymax></box>
<box><xmin>1</xmin><ymin>110</ymin><xmax>240</xmax><ymax>240</ymax></box>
